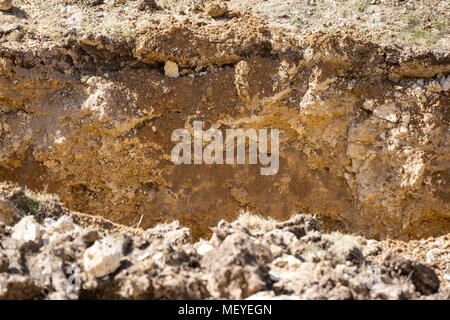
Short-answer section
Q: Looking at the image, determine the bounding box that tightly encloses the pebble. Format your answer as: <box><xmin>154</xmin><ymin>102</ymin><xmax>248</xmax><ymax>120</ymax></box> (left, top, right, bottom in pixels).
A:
<box><xmin>11</xmin><ymin>216</ymin><xmax>42</xmax><ymax>244</ymax></box>
<box><xmin>46</xmin><ymin>216</ymin><xmax>77</xmax><ymax>235</ymax></box>
<box><xmin>204</xmin><ymin>1</ymin><xmax>228</xmax><ymax>18</ymax></box>
<box><xmin>425</xmin><ymin>249</ymin><xmax>441</xmax><ymax>264</ymax></box>
<box><xmin>164</xmin><ymin>61</ymin><xmax>179</xmax><ymax>78</ymax></box>
<box><xmin>83</xmin><ymin>236</ymin><xmax>124</xmax><ymax>278</ymax></box>
<box><xmin>440</xmin><ymin>76</ymin><xmax>450</xmax><ymax>91</ymax></box>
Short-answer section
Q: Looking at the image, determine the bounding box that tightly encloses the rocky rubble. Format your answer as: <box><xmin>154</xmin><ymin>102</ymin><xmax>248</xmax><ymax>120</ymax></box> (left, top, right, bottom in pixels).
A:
<box><xmin>0</xmin><ymin>206</ymin><xmax>448</xmax><ymax>300</ymax></box>
<box><xmin>0</xmin><ymin>1</ymin><xmax>449</xmax><ymax>241</ymax></box>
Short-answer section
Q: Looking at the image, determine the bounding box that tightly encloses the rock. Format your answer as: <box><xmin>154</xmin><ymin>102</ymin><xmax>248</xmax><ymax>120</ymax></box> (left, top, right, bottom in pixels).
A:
<box><xmin>270</xmin><ymin>261</ymin><xmax>339</xmax><ymax>299</ymax></box>
<box><xmin>272</xmin><ymin>255</ymin><xmax>303</xmax><ymax>269</ymax></box>
<box><xmin>373</xmin><ymin>104</ymin><xmax>399</xmax><ymax>122</ymax></box>
<box><xmin>0</xmin><ymin>0</ymin><xmax>12</xmax><ymax>11</ymax></box>
<box><xmin>440</xmin><ymin>76</ymin><xmax>450</xmax><ymax>91</ymax></box>
<box><xmin>325</xmin><ymin>233</ymin><xmax>364</xmax><ymax>265</ymax></box>
<box><xmin>137</xmin><ymin>221</ymin><xmax>191</xmax><ymax>248</ymax></box>
<box><xmin>0</xmin><ymin>238</ymin><xmax>23</xmax><ymax>274</ymax></box>
<box><xmin>202</xmin><ymin>232</ymin><xmax>272</xmax><ymax>299</ymax></box>
<box><xmin>138</xmin><ymin>0</ymin><xmax>159</xmax><ymax>11</ymax></box>
<box><xmin>11</xmin><ymin>216</ymin><xmax>42</xmax><ymax>245</ymax></box>
<box><xmin>261</xmin><ymin>228</ymin><xmax>301</xmax><ymax>258</ymax></box>
<box><xmin>225</xmin><ymin>10</ymin><xmax>240</xmax><ymax>19</ymax></box>
<box><xmin>426</xmin><ymin>285</ymin><xmax>450</xmax><ymax>300</ymax></box>
<box><xmin>105</xmin><ymin>0</ymin><xmax>125</xmax><ymax>5</ymax></box>
<box><xmin>164</xmin><ymin>61</ymin><xmax>179</xmax><ymax>78</ymax></box>
<box><xmin>425</xmin><ymin>248</ymin><xmax>441</xmax><ymax>264</ymax></box>
<box><xmin>29</xmin><ymin>248</ymin><xmax>73</xmax><ymax>300</ymax></box>
<box><xmin>369</xmin><ymin>280</ymin><xmax>416</xmax><ymax>300</ymax></box>
<box><xmin>209</xmin><ymin>220</ymin><xmax>239</xmax><ymax>246</ymax></box>
<box><xmin>83</xmin><ymin>236</ymin><xmax>126</xmax><ymax>278</ymax></box>
<box><xmin>383</xmin><ymin>253</ymin><xmax>440</xmax><ymax>295</ymax></box>
<box><xmin>46</xmin><ymin>215</ymin><xmax>77</xmax><ymax>235</ymax></box>
<box><xmin>0</xmin><ymin>198</ymin><xmax>22</xmax><ymax>225</ymax></box>
<box><xmin>204</xmin><ymin>1</ymin><xmax>228</xmax><ymax>18</ymax></box>
<box><xmin>426</xmin><ymin>80</ymin><xmax>442</xmax><ymax>92</ymax></box>
<box><xmin>0</xmin><ymin>209</ymin><xmax>448</xmax><ymax>300</ymax></box>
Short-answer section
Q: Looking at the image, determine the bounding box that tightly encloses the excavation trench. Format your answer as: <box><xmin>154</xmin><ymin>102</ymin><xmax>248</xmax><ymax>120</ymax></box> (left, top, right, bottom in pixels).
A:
<box><xmin>0</xmin><ymin>17</ymin><xmax>449</xmax><ymax>240</ymax></box>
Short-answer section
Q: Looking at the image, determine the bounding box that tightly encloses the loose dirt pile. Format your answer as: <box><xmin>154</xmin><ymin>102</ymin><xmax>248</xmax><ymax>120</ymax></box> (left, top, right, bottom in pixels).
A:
<box><xmin>0</xmin><ymin>186</ymin><xmax>448</xmax><ymax>299</ymax></box>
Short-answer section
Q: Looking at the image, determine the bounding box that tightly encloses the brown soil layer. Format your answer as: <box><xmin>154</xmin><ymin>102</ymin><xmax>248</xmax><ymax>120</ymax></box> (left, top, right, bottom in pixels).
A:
<box><xmin>0</xmin><ymin>1</ymin><xmax>449</xmax><ymax>241</ymax></box>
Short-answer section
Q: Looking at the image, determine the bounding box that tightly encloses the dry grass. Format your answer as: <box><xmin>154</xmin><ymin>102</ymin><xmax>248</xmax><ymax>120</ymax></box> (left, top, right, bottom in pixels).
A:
<box><xmin>4</xmin><ymin>0</ymin><xmax>448</xmax><ymax>51</ymax></box>
<box><xmin>0</xmin><ymin>182</ymin><xmax>59</xmax><ymax>216</ymax></box>
<box><xmin>6</xmin><ymin>0</ymin><xmax>143</xmax><ymax>43</ymax></box>
<box><xmin>234</xmin><ymin>210</ymin><xmax>277</xmax><ymax>232</ymax></box>
<box><xmin>327</xmin><ymin>231</ymin><xmax>362</xmax><ymax>250</ymax></box>
<box><xmin>229</xmin><ymin>0</ymin><xmax>449</xmax><ymax>51</ymax></box>
<box><xmin>303</xmin><ymin>244</ymin><xmax>323</xmax><ymax>258</ymax></box>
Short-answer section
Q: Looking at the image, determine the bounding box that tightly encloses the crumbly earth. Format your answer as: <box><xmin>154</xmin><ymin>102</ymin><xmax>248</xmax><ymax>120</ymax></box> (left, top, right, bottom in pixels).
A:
<box><xmin>228</xmin><ymin>0</ymin><xmax>449</xmax><ymax>52</ymax></box>
<box><xmin>0</xmin><ymin>187</ymin><xmax>448</xmax><ymax>299</ymax></box>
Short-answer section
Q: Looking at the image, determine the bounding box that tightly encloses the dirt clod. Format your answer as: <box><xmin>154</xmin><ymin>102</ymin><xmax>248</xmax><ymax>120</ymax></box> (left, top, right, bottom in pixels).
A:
<box><xmin>204</xmin><ymin>1</ymin><xmax>228</xmax><ymax>18</ymax></box>
<box><xmin>0</xmin><ymin>199</ymin><xmax>448</xmax><ymax>300</ymax></box>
